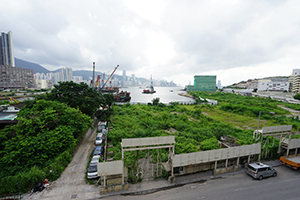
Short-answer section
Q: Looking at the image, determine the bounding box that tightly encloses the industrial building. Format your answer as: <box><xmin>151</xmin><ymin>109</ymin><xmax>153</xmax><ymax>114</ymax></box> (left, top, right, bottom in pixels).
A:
<box><xmin>187</xmin><ymin>75</ymin><xmax>216</xmax><ymax>92</ymax></box>
<box><xmin>0</xmin><ymin>65</ymin><xmax>34</xmax><ymax>89</ymax></box>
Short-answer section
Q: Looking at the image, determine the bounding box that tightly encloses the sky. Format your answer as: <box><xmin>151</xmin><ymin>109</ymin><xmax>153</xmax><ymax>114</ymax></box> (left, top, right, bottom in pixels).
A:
<box><xmin>1</xmin><ymin>0</ymin><xmax>300</xmax><ymax>86</ymax></box>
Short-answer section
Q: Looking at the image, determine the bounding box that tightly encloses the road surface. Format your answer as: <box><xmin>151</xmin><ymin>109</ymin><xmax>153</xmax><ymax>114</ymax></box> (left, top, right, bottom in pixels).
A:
<box><xmin>107</xmin><ymin>165</ymin><xmax>300</xmax><ymax>200</ymax></box>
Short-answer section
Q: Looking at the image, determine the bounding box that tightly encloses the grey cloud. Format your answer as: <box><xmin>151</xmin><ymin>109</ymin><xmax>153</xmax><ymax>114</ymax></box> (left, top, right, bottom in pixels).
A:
<box><xmin>1</xmin><ymin>0</ymin><xmax>300</xmax><ymax>85</ymax></box>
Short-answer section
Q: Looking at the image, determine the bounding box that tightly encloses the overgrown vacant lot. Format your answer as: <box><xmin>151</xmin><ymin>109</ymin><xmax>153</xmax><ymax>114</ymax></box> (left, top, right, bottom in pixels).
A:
<box><xmin>108</xmin><ymin>92</ymin><xmax>300</xmax><ymax>164</ymax></box>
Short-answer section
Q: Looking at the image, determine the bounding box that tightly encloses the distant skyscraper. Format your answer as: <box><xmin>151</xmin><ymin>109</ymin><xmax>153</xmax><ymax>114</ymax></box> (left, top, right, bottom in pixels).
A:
<box><xmin>122</xmin><ymin>70</ymin><xmax>126</xmax><ymax>86</ymax></box>
<box><xmin>217</xmin><ymin>80</ymin><xmax>222</xmax><ymax>89</ymax></box>
<box><xmin>61</xmin><ymin>67</ymin><xmax>73</xmax><ymax>81</ymax></box>
<box><xmin>0</xmin><ymin>31</ymin><xmax>15</xmax><ymax>66</ymax></box>
<box><xmin>131</xmin><ymin>74</ymin><xmax>135</xmax><ymax>85</ymax></box>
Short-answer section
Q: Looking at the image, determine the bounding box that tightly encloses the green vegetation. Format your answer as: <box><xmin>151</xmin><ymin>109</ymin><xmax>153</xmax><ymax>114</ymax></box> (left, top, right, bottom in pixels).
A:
<box><xmin>294</xmin><ymin>93</ymin><xmax>300</xmax><ymax>100</ymax></box>
<box><xmin>0</xmin><ymin>99</ymin><xmax>92</xmax><ymax>195</ymax></box>
<box><xmin>41</xmin><ymin>81</ymin><xmax>105</xmax><ymax>117</ymax></box>
<box><xmin>107</xmin><ymin>92</ymin><xmax>300</xmax><ymax>182</ymax></box>
<box><xmin>0</xmin><ymin>81</ymin><xmax>108</xmax><ymax>195</ymax></box>
<box><xmin>1</xmin><ymin>86</ymin><xmax>299</xmax><ymax>190</ymax></box>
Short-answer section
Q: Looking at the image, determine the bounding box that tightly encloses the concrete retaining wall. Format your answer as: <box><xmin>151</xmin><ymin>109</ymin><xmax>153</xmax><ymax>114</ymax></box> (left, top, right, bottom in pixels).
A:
<box><xmin>100</xmin><ymin>183</ymin><xmax>129</xmax><ymax>194</ymax></box>
<box><xmin>214</xmin><ymin>165</ymin><xmax>241</xmax><ymax>175</ymax></box>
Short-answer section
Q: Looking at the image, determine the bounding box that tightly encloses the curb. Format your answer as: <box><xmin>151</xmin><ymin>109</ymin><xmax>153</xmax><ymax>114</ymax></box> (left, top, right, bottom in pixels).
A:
<box><xmin>95</xmin><ymin>175</ymin><xmax>223</xmax><ymax>199</ymax></box>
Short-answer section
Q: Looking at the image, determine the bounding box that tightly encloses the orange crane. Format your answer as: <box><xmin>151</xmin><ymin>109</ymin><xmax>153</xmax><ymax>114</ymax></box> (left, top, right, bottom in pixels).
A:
<box><xmin>101</xmin><ymin>65</ymin><xmax>119</xmax><ymax>90</ymax></box>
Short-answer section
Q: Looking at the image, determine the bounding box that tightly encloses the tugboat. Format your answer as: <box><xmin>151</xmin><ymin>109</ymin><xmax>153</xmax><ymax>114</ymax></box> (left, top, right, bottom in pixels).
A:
<box><xmin>142</xmin><ymin>75</ymin><xmax>156</xmax><ymax>94</ymax></box>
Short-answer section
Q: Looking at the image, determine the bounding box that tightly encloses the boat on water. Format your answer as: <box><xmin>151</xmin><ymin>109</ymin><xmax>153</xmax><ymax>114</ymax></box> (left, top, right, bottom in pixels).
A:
<box><xmin>170</xmin><ymin>90</ymin><xmax>173</xmax><ymax>92</ymax></box>
<box><xmin>114</xmin><ymin>91</ymin><xmax>131</xmax><ymax>102</ymax></box>
<box><xmin>143</xmin><ymin>87</ymin><xmax>156</xmax><ymax>94</ymax></box>
<box><xmin>142</xmin><ymin>75</ymin><xmax>156</xmax><ymax>94</ymax></box>
<box><xmin>100</xmin><ymin>87</ymin><xmax>119</xmax><ymax>93</ymax></box>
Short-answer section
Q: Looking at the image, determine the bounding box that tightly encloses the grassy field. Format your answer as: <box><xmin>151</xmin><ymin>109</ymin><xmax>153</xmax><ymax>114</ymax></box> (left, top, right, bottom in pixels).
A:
<box><xmin>103</xmin><ymin>91</ymin><xmax>300</xmax><ymax>182</ymax></box>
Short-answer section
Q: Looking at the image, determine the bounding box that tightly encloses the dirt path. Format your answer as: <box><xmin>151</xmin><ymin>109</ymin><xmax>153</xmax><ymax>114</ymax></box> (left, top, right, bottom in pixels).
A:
<box><xmin>278</xmin><ymin>105</ymin><xmax>300</xmax><ymax>118</ymax></box>
<box><xmin>23</xmin><ymin>121</ymin><xmax>101</xmax><ymax>200</ymax></box>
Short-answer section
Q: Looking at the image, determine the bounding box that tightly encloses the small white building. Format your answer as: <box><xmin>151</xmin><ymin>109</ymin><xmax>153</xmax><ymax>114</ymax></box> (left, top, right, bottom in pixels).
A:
<box><xmin>206</xmin><ymin>98</ymin><xmax>218</xmax><ymax>105</ymax></box>
<box><xmin>35</xmin><ymin>79</ymin><xmax>49</xmax><ymax>89</ymax></box>
<box><xmin>258</xmin><ymin>79</ymin><xmax>289</xmax><ymax>92</ymax></box>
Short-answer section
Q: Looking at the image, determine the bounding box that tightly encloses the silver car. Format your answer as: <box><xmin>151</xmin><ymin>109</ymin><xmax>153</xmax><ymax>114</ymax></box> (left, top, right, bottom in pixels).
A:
<box><xmin>90</xmin><ymin>155</ymin><xmax>100</xmax><ymax>166</ymax></box>
<box><xmin>95</xmin><ymin>133</ymin><xmax>103</xmax><ymax>145</ymax></box>
<box><xmin>87</xmin><ymin>165</ymin><xmax>99</xmax><ymax>179</ymax></box>
<box><xmin>246</xmin><ymin>162</ymin><xmax>277</xmax><ymax>180</ymax></box>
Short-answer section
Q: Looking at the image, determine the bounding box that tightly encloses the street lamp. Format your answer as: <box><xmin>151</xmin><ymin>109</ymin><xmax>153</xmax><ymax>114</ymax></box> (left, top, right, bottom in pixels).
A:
<box><xmin>256</xmin><ymin>110</ymin><xmax>275</xmax><ymax>161</ymax></box>
<box><xmin>256</xmin><ymin>110</ymin><xmax>275</xmax><ymax>137</ymax></box>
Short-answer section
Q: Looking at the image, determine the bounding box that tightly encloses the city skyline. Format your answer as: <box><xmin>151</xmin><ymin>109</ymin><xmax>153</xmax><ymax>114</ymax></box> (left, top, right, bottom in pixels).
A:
<box><xmin>34</xmin><ymin>69</ymin><xmax>178</xmax><ymax>88</ymax></box>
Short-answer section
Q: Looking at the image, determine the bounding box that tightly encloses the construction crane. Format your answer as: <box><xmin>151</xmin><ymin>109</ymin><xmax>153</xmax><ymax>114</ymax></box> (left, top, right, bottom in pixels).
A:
<box><xmin>101</xmin><ymin>65</ymin><xmax>119</xmax><ymax>90</ymax></box>
<box><xmin>9</xmin><ymin>97</ymin><xmax>19</xmax><ymax>103</ymax></box>
<box><xmin>94</xmin><ymin>75</ymin><xmax>101</xmax><ymax>88</ymax></box>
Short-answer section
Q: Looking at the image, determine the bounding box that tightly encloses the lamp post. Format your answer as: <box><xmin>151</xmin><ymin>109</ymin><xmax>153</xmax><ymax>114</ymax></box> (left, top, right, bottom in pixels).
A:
<box><xmin>257</xmin><ymin>111</ymin><xmax>275</xmax><ymax>133</ymax></box>
<box><xmin>257</xmin><ymin>110</ymin><xmax>275</xmax><ymax>161</ymax></box>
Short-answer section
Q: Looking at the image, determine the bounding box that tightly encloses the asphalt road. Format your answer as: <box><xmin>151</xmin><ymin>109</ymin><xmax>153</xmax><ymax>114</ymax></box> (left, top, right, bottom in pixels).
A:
<box><xmin>107</xmin><ymin>166</ymin><xmax>300</xmax><ymax>200</ymax></box>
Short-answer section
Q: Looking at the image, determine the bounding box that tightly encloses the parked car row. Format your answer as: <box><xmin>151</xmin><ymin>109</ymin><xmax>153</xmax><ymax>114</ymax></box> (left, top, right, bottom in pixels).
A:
<box><xmin>87</xmin><ymin>149</ymin><xmax>103</xmax><ymax>179</ymax></box>
<box><xmin>95</xmin><ymin>121</ymin><xmax>108</xmax><ymax>146</ymax></box>
<box><xmin>88</xmin><ymin>121</ymin><xmax>108</xmax><ymax>179</ymax></box>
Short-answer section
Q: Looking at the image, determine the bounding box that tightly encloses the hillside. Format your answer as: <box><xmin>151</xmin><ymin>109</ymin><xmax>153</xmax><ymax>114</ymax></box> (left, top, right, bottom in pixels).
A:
<box><xmin>227</xmin><ymin>76</ymin><xmax>289</xmax><ymax>88</ymax></box>
<box><xmin>13</xmin><ymin>58</ymin><xmax>157</xmax><ymax>84</ymax></box>
<box><xmin>15</xmin><ymin>58</ymin><xmax>50</xmax><ymax>74</ymax></box>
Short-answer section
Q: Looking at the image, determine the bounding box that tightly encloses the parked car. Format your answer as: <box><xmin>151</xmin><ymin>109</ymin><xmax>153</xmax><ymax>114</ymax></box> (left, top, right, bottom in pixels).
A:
<box><xmin>90</xmin><ymin>155</ymin><xmax>100</xmax><ymax>166</ymax></box>
<box><xmin>97</xmin><ymin>121</ymin><xmax>106</xmax><ymax>132</ymax></box>
<box><xmin>87</xmin><ymin>164</ymin><xmax>99</xmax><ymax>179</ymax></box>
<box><xmin>246</xmin><ymin>162</ymin><xmax>277</xmax><ymax>180</ymax></box>
<box><xmin>95</xmin><ymin>133</ymin><xmax>103</xmax><ymax>145</ymax></box>
<box><xmin>93</xmin><ymin>146</ymin><xmax>104</xmax><ymax>156</ymax></box>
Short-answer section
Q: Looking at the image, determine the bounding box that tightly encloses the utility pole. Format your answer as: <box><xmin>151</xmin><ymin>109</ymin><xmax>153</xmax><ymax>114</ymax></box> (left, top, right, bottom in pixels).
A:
<box><xmin>92</xmin><ymin>62</ymin><xmax>95</xmax><ymax>88</ymax></box>
<box><xmin>104</xmin><ymin>121</ymin><xmax>108</xmax><ymax>162</ymax></box>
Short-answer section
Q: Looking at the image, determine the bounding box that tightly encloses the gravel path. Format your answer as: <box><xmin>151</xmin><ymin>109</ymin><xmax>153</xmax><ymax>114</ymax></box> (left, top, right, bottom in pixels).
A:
<box><xmin>23</xmin><ymin>121</ymin><xmax>101</xmax><ymax>200</ymax></box>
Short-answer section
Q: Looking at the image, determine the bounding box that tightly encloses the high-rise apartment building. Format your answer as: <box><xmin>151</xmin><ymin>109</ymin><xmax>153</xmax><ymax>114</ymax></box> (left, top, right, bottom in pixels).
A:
<box><xmin>0</xmin><ymin>31</ymin><xmax>15</xmax><ymax>67</ymax></box>
<box><xmin>122</xmin><ymin>70</ymin><xmax>126</xmax><ymax>86</ymax></box>
<box><xmin>0</xmin><ymin>31</ymin><xmax>34</xmax><ymax>89</ymax></box>
<box><xmin>289</xmin><ymin>69</ymin><xmax>300</xmax><ymax>93</ymax></box>
<box><xmin>61</xmin><ymin>67</ymin><xmax>73</xmax><ymax>81</ymax></box>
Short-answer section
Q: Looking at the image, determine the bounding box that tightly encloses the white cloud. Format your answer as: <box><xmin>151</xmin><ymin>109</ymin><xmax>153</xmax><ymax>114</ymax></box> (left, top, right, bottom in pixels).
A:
<box><xmin>1</xmin><ymin>0</ymin><xmax>300</xmax><ymax>86</ymax></box>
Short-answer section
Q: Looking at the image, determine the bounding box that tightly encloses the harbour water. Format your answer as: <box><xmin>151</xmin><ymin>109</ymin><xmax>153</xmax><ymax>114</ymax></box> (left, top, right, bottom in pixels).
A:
<box><xmin>118</xmin><ymin>87</ymin><xmax>195</xmax><ymax>104</ymax></box>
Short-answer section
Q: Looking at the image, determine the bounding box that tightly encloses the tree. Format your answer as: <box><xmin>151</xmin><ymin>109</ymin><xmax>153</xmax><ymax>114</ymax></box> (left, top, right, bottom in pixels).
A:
<box><xmin>151</xmin><ymin>98</ymin><xmax>160</xmax><ymax>106</ymax></box>
<box><xmin>103</xmin><ymin>93</ymin><xmax>114</xmax><ymax>108</ymax></box>
<box><xmin>46</xmin><ymin>81</ymin><xmax>105</xmax><ymax>117</ymax></box>
<box><xmin>294</xmin><ymin>93</ymin><xmax>300</xmax><ymax>100</ymax></box>
<box><xmin>0</xmin><ymin>99</ymin><xmax>92</xmax><ymax>175</ymax></box>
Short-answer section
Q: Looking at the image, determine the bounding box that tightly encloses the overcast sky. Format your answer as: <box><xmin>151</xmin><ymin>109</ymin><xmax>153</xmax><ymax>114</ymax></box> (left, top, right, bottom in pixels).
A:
<box><xmin>1</xmin><ymin>0</ymin><xmax>300</xmax><ymax>86</ymax></box>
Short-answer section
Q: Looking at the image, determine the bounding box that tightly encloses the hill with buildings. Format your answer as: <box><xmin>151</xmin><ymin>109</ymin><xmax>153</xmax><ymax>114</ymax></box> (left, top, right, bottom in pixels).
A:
<box><xmin>13</xmin><ymin>58</ymin><xmax>160</xmax><ymax>86</ymax></box>
<box><xmin>227</xmin><ymin>76</ymin><xmax>289</xmax><ymax>89</ymax></box>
